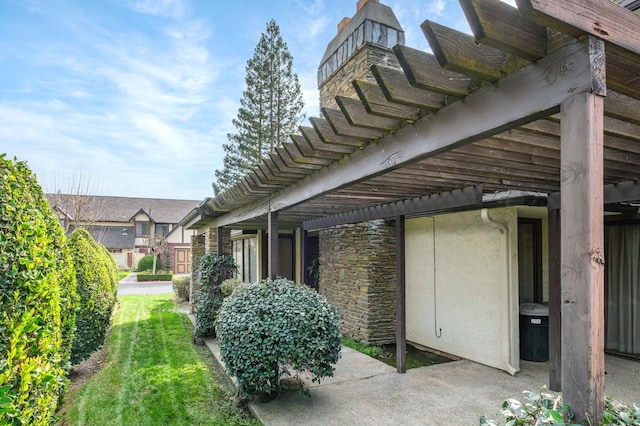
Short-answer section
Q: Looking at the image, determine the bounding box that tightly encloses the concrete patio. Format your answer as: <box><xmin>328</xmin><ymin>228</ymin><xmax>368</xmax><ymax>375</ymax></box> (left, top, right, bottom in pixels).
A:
<box><xmin>199</xmin><ymin>333</ymin><xmax>640</xmax><ymax>425</ymax></box>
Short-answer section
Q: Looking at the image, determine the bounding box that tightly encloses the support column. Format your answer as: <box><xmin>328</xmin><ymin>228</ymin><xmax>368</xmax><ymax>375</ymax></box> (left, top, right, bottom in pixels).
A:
<box><xmin>560</xmin><ymin>87</ymin><xmax>605</xmax><ymax>421</ymax></box>
<box><xmin>301</xmin><ymin>229</ymin><xmax>308</xmax><ymax>285</ymax></box>
<box><xmin>548</xmin><ymin>207</ymin><xmax>561</xmax><ymax>391</ymax></box>
<box><xmin>395</xmin><ymin>215</ymin><xmax>406</xmax><ymax>373</ymax></box>
<box><xmin>268</xmin><ymin>211</ymin><xmax>279</xmax><ymax>279</ymax></box>
<box><xmin>216</xmin><ymin>226</ymin><xmax>224</xmax><ymax>256</ymax></box>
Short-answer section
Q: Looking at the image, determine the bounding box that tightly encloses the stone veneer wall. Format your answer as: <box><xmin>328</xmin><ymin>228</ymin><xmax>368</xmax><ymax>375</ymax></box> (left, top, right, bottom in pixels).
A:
<box><xmin>203</xmin><ymin>227</ymin><xmax>232</xmax><ymax>256</ymax></box>
<box><xmin>318</xmin><ymin>219</ymin><xmax>397</xmax><ymax>345</ymax></box>
<box><xmin>319</xmin><ymin>46</ymin><xmax>401</xmax><ymax>110</ymax></box>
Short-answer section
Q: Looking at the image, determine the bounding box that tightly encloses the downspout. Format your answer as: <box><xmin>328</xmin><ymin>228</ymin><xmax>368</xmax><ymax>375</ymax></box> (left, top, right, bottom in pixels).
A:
<box><xmin>481</xmin><ymin>209</ymin><xmax>518</xmax><ymax>375</ymax></box>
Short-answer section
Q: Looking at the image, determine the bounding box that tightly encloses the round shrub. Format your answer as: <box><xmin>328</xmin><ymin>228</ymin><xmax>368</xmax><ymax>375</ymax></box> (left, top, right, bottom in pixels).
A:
<box><xmin>68</xmin><ymin>228</ymin><xmax>118</xmax><ymax>364</ymax></box>
<box><xmin>137</xmin><ymin>254</ymin><xmax>159</xmax><ymax>272</ymax></box>
<box><xmin>193</xmin><ymin>254</ymin><xmax>236</xmax><ymax>338</ymax></box>
<box><xmin>172</xmin><ymin>275</ymin><xmax>191</xmax><ymax>301</ymax></box>
<box><xmin>0</xmin><ymin>155</ymin><xmax>77</xmax><ymax>424</ymax></box>
<box><xmin>220</xmin><ymin>278</ymin><xmax>243</xmax><ymax>297</ymax></box>
<box><xmin>215</xmin><ymin>278</ymin><xmax>342</xmax><ymax>399</ymax></box>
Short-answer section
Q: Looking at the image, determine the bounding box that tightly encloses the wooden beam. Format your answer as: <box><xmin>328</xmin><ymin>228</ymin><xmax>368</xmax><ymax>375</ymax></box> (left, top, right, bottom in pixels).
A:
<box><xmin>274</xmin><ymin>146</ymin><xmax>322</xmax><ymax>172</ymax></box>
<box><xmin>396</xmin><ymin>215</ymin><xmax>407</xmax><ymax>374</ymax></box>
<box><xmin>560</xmin><ymin>85</ymin><xmax>605</xmax><ymax>423</ymax></box>
<box><xmin>335</xmin><ymin>96</ymin><xmax>401</xmax><ymax>131</ymax></box>
<box><xmin>303</xmin><ymin>187</ymin><xmax>482</xmax><ymax>230</ymax></box>
<box><xmin>214</xmin><ymin>38</ymin><xmax>599</xmax><ymax>227</ymax></box>
<box><xmin>516</xmin><ymin>0</ymin><xmax>640</xmax><ymax>57</ymax></box>
<box><xmin>322</xmin><ymin>107</ymin><xmax>384</xmax><ymax>140</ymax></box>
<box><xmin>421</xmin><ymin>20</ymin><xmax>529</xmax><ymax>81</ymax></box>
<box><xmin>370</xmin><ymin>65</ymin><xmax>445</xmax><ymax>110</ymax></box>
<box><xmin>290</xmin><ymin>134</ymin><xmax>344</xmax><ymax>162</ymax></box>
<box><xmin>309</xmin><ymin>117</ymin><xmax>367</xmax><ymax>148</ymax></box>
<box><xmin>460</xmin><ymin>0</ymin><xmax>547</xmax><ymax>61</ymax></box>
<box><xmin>353</xmin><ymin>80</ymin><xmax>423</xmax><ymax>122</ymax></box>
<box><xmin>393</xmin><ymin>45</ymin><xmax>471</xmax><ymax>97</ymax></box>
<box><xmin>283</xmin><ymin>140</ymin><xmax>332</xmax><ymax>167</ymax></box>
<box><xmin>300</xmin><ymin>125</ymin><xmax>355</xmax><ymax>154</ymax></box>
<box><xmin>268</xmin><ymin>210</ymin><xmax>279</xmax><ymax>279</ymax></box>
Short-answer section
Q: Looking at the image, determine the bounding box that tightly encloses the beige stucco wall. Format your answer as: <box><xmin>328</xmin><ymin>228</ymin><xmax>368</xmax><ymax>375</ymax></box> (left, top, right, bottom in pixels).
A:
<box><xmin>405</xmin><ymin>207</ymin><xmax>520</xmax><ymax>374</ymax></box>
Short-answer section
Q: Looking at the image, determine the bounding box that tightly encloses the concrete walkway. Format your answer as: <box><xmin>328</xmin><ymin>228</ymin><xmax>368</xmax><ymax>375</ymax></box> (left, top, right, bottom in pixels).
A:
<box><xmin>117</xmin><ymin>273</ymin><xmax>174</xmax><ymax>295</ymax></box>
<box><xmin>196</xmin><ymin>330</ymin><xmax>640</xmax><ymax>425</ymax></box>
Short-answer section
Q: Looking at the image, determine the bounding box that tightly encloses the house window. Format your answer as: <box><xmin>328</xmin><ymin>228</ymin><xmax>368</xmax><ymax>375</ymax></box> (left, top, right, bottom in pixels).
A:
<box><xmin>136</xmin><ymin>221</ymin><xmax>149</xmax><ymax>236</ymax></box>
<box><xmin>156</xmin><ymin>223</ymin><xmax>170</xmax><ymax>237</ymax></box>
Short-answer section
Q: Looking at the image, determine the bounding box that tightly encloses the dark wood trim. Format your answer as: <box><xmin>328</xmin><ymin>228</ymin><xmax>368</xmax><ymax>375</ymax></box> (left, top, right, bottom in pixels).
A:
<box><xmin>268</xmin><ymin>211</ymin><xmax>279</xmax><ymax>279</ymax></box>
<box><xmin>518</xmin><ymin>218</ymin><xmax>543</xmax><ymax>303</ymax></box>
<box><xmin>216</xmin><ymin>226</ymin><xmax>224</xmax><ymax>257</ymax></box>
<box><xmin>548</xmin><ymin>208</ymin><xmax>561</xmax><ymax>391</ymax></box>
<box><xmin>303</xmin><ymin>187</ymin><xmax>482</xmax><ymax>230</ymax></box>
<box><xmin>396</xmin><ymin>215</ymin><xmax>407</xmax><ymax>373</ymax></box>
<box><xmin>559</xmin><ymin>87</ymin><xmax>605</xmax><ymax>422</ymax></box>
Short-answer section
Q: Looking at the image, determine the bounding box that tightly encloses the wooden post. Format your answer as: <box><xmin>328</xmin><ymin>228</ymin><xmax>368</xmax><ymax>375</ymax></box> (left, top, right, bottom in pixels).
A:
<box><xmin>396</xmin><ymin>215</ymin><xmax>406</xmax><ymax>373</ymax></box>
<box><xmin>301</xmin><ymin>229</ymin><xmax>308</xmax><ymax>285</ymax></box>
<box><xmin>560</xmin><ymin>87</ymin><xmax>605</xmax><ymax>421</ymax></box>
<box><xmin>547</xmin><ymin>207</ymin><xmax>561</xmax><ymax>391</ymax></box>
<box><xmin>216</xmin><ymin>226</ymin><xmax>224</xmax><ymax>257</ymax></box>
<box><xmin>268</xmin><ymin>211</ymin><xmax>279</xmax><ymax>279</ymax></box>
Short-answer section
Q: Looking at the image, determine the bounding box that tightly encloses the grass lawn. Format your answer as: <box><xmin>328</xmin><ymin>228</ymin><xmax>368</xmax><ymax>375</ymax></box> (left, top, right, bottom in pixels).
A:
<box><xmin>118</xmin><ymin>271</ymin><xmax>131</xmax><ymax>280</ymax></box>
<box><xmin>60</xmin><ymin>294</ymin><xmax>260</xmax><ymax>426</ymax></box>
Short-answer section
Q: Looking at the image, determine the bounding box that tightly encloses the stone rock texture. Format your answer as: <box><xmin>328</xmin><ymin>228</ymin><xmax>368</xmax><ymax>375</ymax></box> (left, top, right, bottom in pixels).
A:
<box><xmin>319</xmin><ymin>219</ymin><xmax>397</xmax><ymax>345</ymax></box>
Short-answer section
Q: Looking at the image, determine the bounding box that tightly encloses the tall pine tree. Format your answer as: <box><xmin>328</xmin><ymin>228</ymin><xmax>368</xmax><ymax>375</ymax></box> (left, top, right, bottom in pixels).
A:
<box><xmin>213</xmin><ymin>19</ymin><xmax>305</xmax><ymax>195</ymax></box>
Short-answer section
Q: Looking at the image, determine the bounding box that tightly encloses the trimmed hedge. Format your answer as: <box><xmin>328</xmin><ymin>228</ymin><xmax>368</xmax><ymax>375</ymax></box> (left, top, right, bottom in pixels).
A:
<box><xmin>0</xmin><ymin>155</ymin><xmax>77</xmax><ymax>424</ymax></box>
<box><xmin>137</xmin><ymin>254</ymin><xmax>160</xmax><ymax>272</ymax></box>
<box><xmin>68</xmin><ymin>228</ymin><xmax>118</xmax><ymax>364</ymax></box>
<box><xmin>172</xmin><ymin>275</ymin><xmax>190</xmax><ymax>301</ymax></box>
<box><xmin>136</xmin><ymin>272</ymin><xmax>173</xmax><ymax>281</ymax></box>
<box><xmin>215</xmin><ymin>278</ymin><xmax>342</xmax><ymax>399</ymax></box>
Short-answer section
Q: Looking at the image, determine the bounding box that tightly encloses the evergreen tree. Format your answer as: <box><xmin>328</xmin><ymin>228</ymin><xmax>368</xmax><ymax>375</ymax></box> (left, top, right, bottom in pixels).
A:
<box><xmin>213</xmin><ymin>19</ymin><xmax>304</xmax><ymax>195</ymax></box>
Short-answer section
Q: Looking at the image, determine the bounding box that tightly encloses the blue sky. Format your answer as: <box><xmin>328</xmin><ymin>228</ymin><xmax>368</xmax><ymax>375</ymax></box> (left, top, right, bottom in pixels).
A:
<box><xmin>0</xmin><ymin>0</ymin><xmax>513</xmax><ymax>200</ymax></box>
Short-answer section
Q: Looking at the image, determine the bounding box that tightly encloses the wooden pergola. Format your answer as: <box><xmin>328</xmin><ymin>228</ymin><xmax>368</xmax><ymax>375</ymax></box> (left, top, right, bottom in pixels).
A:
<box><xmin>188</xmin><ymin>0</ymin><xmax>640</xmax><ymax>421</ymax></box>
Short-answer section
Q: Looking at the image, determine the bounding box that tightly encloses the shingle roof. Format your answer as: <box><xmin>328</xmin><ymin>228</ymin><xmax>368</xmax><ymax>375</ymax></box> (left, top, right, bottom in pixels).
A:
<box><xmin>46</xmin><ymin>194</ymin><xmax>200</xmax><ymax>224</ymax></box>
<box><xmin>72</xmin><ymin>225</ymin><xmax>135</xmax><ymax>249</ymax></box>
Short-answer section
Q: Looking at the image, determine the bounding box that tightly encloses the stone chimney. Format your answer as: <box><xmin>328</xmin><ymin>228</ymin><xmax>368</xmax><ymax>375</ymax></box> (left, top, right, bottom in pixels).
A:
<box><xmin>337</xmin><ymin>17</ymin><xmax>350</xmax><ymax>33</ymax></box>
<box><xmin>317</xmin><ymin>0</ymin><xmax>404</xmax><ymax>110</ymax></box>
<box><xmin>356</xmin><ymin>0</ymin><xmax>378</xmax><ymax>11</ymax></box>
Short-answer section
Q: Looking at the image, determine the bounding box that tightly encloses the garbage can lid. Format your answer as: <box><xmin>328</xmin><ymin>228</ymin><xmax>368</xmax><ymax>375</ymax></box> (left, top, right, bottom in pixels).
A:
<box><xmin>520</xmin><ymin>303</ymin><xmax>549</xmax><ymax>316</ymax></box>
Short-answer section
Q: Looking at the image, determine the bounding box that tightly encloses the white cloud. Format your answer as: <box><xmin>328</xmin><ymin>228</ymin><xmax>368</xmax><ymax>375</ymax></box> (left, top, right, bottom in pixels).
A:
<box><xmin>128</xmin><ymin>0</ymin><xmax>189</xmax><ymax>19</ymax></box>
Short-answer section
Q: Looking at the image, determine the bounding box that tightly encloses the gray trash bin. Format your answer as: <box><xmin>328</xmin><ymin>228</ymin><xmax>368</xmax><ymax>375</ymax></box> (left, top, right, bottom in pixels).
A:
<box><xmin>519</xmin><ymin>303</ymin><xmax>549</xmax><ymax>362</ymax></box>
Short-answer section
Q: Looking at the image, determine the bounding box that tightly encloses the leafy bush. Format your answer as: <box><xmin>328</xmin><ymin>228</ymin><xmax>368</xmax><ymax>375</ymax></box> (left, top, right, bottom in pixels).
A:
<box><xmin>0</xmin><ymin>155</ymin><xmax>77</xmax><ymax>424</ymax></box>
<box><xmin>68</xmin><ymin>228</ymin><xmax>118</xmax><ymax>364</ymax></box>
<box><xmin>215</xmin><ymin>278</ymin><xmax>342</xmax><ymax>400</ymax></box>
<box><xmin>172</xmin><ymin>275</ymin><xmax>191</xmax><ymax>301</ymax></box>
<box><xmin>137</xmin><ymin>254</ymin><xmax>159</xmax><ymax>272</ymax></box>
<box><xmin>480</xmin><ymin>390</ymin><xmax>640</xmax><ymax>426</ymax></box>
<box><xmin>220</xmin><ymin>278</ymin><xmax>243</xmax><ymax>297</ymax></box>
<box><xmin>193</xmin><ymin>254</ymin><xmax>236</xmax><ymax>338</ymax></box>
<box><xmin>137</xmin><ymin>272</ymin><xmax>173</xmax><ymax>281</ymax></box>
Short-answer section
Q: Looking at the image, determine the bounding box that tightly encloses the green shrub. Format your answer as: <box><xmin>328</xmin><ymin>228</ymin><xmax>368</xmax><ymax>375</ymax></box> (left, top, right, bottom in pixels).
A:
<box><xmin>193</xmin><ymin>254</ymin><xmax>236</xmax><ymax>338</ymax></box>
<box><xmin>220</xmin><ymin>278</ymin><xmax>243</xmax><ymax>297</ymax></box>
<box><xmin>480</xmin><ymin>390</ymin><xmax>640</xmax><ymax>426</ymax></box>
<box><xmin>342</xmin><ymin>337</ymin><xmax>383</xmax><ymax>358</ymax></box>
<box><xmin>215</xmin><ymin>278</ymin><xmax>342</xmax><ymax>400</ymax></box>
<box><xmin>68</xmin><ymin>228</ymin><xmax>118</xmax><ymax>364</ymax></box>
<box><xmin>172</xmin><ymin>275</ymin><xmax>191</xmax><ymax>301</ymax></box>
<box><xmin>137</xmin><ymin>254</ymin><xmax>159</xmax><ymax>272</ymax></box>
<box><xmin>0</xmin><ymin>155</ymin><xmax>77</xmax><ymax>424</ymax></box>
<box><xmin>136</xmin><ymin>272</ymin><xmax>173</xmax><ymax>281</ymax></box>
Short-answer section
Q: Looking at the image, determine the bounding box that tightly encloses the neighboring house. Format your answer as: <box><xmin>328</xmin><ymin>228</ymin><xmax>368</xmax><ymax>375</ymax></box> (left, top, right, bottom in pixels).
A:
<box><xmin>180</xmin><ymin>0</ymin><xmax>640</xmax><ymax>420</ymax></box>
<box><xmin>47</xmin><ymin>194</ymin><xmax>199</xmax><ymax>272</ymax></box>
